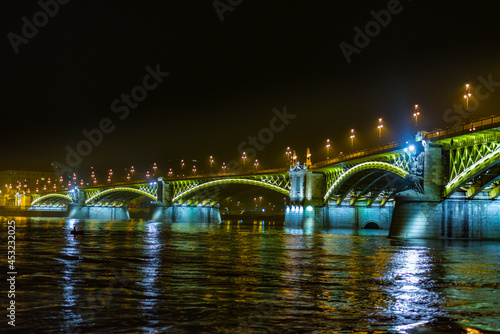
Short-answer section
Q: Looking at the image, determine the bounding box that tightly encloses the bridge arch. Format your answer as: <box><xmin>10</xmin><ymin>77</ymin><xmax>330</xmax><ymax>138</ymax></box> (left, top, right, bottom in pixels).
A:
<box><xmin>444</xmin><ymin>146</ymin><xmax>500</xmax><ymax>198</ymax></box>
<box><xmin>172</xmin><ymin>178</ymin><xmax>289</xmax><ymax>204</ymax></box>
<box><xmin>323</xmin><ymin>161</ymin><xmax>409</xmax><ymax>203</ymax></box>
<box><xmin>31</xmin><ymin>194</ymin><xmax>72</xmax><ymax>206</ymax></box>
<box><xmin>85</xmin><ymin>187</ymin><xmax>157</xmax><ymax>206</ymax></box>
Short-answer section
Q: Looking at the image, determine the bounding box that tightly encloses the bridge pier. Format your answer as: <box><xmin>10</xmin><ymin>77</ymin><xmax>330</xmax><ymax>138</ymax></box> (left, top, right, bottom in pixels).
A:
<box><xmin>389</xmin><ymin>143</ymin><xmax>500</xmax><ymax>239</ymax></box>
<box><xmin>389</xmin><ymin>198</ymin><xmax>500</xmax><ymax>239</ymax></box>
<box><xmin>150</xmin><ymin>203</ymin><xmax>221</xmax><ymax>223</ymax></box>
<box><xmin>321</xmin><ymin>203</ymin><xmax>394</xmax><ymax>229</ymax></box>
<box><xmin>68</xmin><ymin>203</ymin><xmax>130</xmax><ymax>220</ymax></box>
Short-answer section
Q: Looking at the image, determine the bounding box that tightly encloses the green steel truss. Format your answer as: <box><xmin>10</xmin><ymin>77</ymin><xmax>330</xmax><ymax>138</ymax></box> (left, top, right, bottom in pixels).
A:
<box><xmin>29</xmin><ymin>174</ymin><xmax>289</xmax><ymax>207</ymax></box>
<box><xmin>31</xmin><ymin>193</ymin><xmax>72</xmax><ymax>206</ymax></box>
<box><xmin>323</xmin><ymin>161</ymin><xmax>409</xmax><ymax>203</ymax></box>
<box><xmin>84</xmin><ymin>185</ymin><xmax>158</xmax><ymax>206</ymax></box>
<box><xmin>170</xmin><ymin>174</ymin><xmax>290</xmax><ymax>204</ymax></box>
<box><xmin>432</xmin><ymin>129</ymin><xmax>500</xmax><ymax>198</ymax></box>
<box><xmin>444</xmin><ymin>141</ymin><xmax>500</xmax><ymax>198</ymax></box>
<box><xmin>319</xmin><ymin>150</ymin><xmax>412</xmax><ymax>194</ymax></box>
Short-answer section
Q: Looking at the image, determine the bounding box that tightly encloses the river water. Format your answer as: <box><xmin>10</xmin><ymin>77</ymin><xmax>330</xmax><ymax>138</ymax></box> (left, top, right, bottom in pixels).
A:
<box><xmin>1</xmin><ymin>217</ymin><xmax>499</xmax><ymax>333</ymax></box>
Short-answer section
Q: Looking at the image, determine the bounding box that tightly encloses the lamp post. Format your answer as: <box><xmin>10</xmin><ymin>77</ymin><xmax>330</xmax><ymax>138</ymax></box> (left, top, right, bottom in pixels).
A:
<box><xmin>285</xmin><ymin>147</ymin><xmax>292</xmax><ymax>166</ymax></box>
<box><xmin>464</xmin><ymin>83</ymin><xmax>471</xmax><ymax>123</ymax></box>
<box><xmin>377</xmin><ymin>118</ymin><xmax>383</xmax><ymax>138</ymax></box>
<box><xmin>413</xmin><ymin>104</ymin><xmax>420</xmax><ymax>129</ymax></box>
<box><xmin>222</xmin><ymin>162</ymin><xmax>226</xmax><ymax>173</ymax></box>
<box><xmin>326</xmin><ymin>139</ymin><xmax>330</xmax><ymax>159</ymax></box>
<box><xmin>254</xmin><ymin>159</ymin><xmax>259</xmax><ymax>171</ymax></box>
<box><xmin>350</xmin><ymin>129</ymin><xmax>355</xmax><ymax>148</ymax></box>
<box><xmin>209</xmin><ymin>156</ymin><xmax>214</xmax><ymax>169</ymax></box>
<box><xmin>242</xmin><ymin>152</ymin><xmax>247</xmax><ymax>166</ymax></box>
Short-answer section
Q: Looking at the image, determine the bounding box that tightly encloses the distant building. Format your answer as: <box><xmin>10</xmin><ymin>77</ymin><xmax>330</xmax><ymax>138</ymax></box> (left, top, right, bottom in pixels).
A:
<box><xmin>0</xmin><ymin>170</ymin><xmax>60</xmax><ymax>205</ymax></box>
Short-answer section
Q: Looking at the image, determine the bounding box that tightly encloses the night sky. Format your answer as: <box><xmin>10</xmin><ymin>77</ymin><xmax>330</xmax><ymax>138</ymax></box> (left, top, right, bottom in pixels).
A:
<box><xmin>2</xmin><ymin>1</ymin><xmax>499</xmax><ymax>175</ymax></box>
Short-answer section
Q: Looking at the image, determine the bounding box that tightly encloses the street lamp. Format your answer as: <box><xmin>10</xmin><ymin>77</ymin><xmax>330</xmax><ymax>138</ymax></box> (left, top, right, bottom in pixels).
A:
<box><xmin>350</xmin><ymin>129</ymin><xmax>355</xmax><ymax>148</ymax></box>
<box><xmin>222</xmin><ymin>162</ymin><xmax>226</xmax><ymax>173</ymax></box>
<box><xmin>377</xmin><ymin>118</ymin><xmax>383</xmax><ymax>138</ymax></box>
<box><xmin>285</xmin><ymin>147</ymin><xmax>292</xmax><ymax>166</ymax></box>
<box><xmin>209</xmin><ymin>156</ymin><xmax>214</xmax><ymax>169</ymax></box>
<box><xmin>242</xmin><ymin>152</ymin><xmax>247</xmax><ymax>166</ymax></box>
<box><xmin>413</xmin><ymin>104</ymin><xmax>420</xmax><ymax>129</ymax></box>
<box><xmin>464</xmin><ymin>83</ymin><xmax>471</xmax><ymax>122</ymax></box>
<box><xmin>254</xmin><ymin>159</ymin><xmax>259</xmax><ymax>171</ymax></box>
<box><xmin>326</xmin><ymin>139</ymin><xmax>331</xmax><ymax>159</ymax></box>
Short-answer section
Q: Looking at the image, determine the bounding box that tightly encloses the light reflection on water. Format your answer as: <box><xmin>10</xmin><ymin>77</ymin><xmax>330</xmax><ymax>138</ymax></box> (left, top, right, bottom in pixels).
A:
<box><xmin>1</xmin><ymin>217</ymin><xmax>499</xmax><ymax>333</ymax></box>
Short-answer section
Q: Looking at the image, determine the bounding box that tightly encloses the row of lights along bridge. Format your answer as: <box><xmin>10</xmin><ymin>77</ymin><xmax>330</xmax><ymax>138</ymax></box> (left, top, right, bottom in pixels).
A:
<box><xmin>14</xmin><ymin>84</ymin><xmax>472</xmax><ymax>193</ymax></box>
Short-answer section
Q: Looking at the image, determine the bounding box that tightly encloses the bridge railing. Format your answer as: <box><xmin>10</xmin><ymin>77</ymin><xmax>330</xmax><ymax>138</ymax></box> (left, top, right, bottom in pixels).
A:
<box><xmin>311</xmin><ymin>140</ymin><xmax>408</xmax><ymax>169</ymax></box>
<box><xmin>161</xmin><ymin>167</ymin><xmax>290</xmax><ymax>180</ymax></box>
<box><xmin>312</xmin><ymin>114</ymin><xmax>500</xmax><ymax>169</ymax></box>
<box><xmin>424</xmin><ymin>115</ymin><xmax>500</xmax><ymax>141</ymax></box>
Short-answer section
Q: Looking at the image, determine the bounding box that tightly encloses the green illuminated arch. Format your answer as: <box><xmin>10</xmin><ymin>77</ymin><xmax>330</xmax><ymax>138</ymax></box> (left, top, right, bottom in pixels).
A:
<box><xmin>31</xmin><ymin>193</ymin><xmax>72</xmax><ymax>206</ymax></box>
<box><xmin>323</xmin><ymin>161</ymin><xmax>409</xmax><ymax>201</ymax></box>
<box><xmin>444</xmin><ymin>147</ymin><xmax>500</xmax><ymax>198</ymax></box>
<box><xmin>172</xmin><ymin>178</ymin><xmax>289</xmax><ymax>203</ymax></box>
<box><xmin>85</xmin><ymin>187</ymin><xmax>157</xmax><ymax>205</ymax></box>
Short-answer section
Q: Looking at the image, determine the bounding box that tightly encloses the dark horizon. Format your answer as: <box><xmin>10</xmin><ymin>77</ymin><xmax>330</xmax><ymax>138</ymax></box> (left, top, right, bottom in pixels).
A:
<box><xmin>2</xmin><ymin>0</ymin><xmax>499</xmax><ymax>174</ymax></box>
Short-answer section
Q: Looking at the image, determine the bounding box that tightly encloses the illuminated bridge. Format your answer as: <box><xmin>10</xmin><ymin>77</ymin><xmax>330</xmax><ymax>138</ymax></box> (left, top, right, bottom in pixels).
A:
<box><xmin>29</xmin><ymin>115</ymin><xmax>500</xmax><ymax>239</ymax></box>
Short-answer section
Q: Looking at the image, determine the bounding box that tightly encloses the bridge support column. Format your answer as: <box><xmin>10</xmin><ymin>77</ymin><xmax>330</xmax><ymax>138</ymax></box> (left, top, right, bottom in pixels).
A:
<box><xmin>390</xmin><ymin>143</ymin><xmax>444</xmax><ymax>238</ymax></box>
<box><xmin>67</xmin><ymin>189</ymin><xmax>87</xmax><ymax>219</ymax></box>
<box><xmin>321</xmin><ymin>203</ymin><xmax>394</xmax><ymax>230</ymax></box>
<box><xmin>389</xmin><ymin>143</ymin><xmax>472</xmax><ymax>238</ymax></box>
<box><xmin>389</xmin><ymin>199</ymin><xmax>500</xmax><ymax>239</ymax></box>
<box><xmin>150</xmin><ymin>203</ymin><xmax>221</xmax><ymax>223</ymax></box>
<box><xmin>285</xmin><ymin>165</ymin><xmax>326</xmax><ymax>225</ymax></box>
<box><xmin>69</xmin><ymin>205</ymin><xmax>130</xmax><ymax>220</ymax></box>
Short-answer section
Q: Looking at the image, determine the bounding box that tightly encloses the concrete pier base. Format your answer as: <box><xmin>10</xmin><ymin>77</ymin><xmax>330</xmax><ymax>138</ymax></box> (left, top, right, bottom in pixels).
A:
<box><xmin>284</xmin><ymin>204</ymin><xmax>393</xmax><ymax>230</ymax></box>
<box><xmin>150</xmin><ymin>204</ymin><xmax>221</xmax><ymax>223</ymax></box>
<box><xmin>389</xmin><ymin>199</ymin><xmax>500</xmax><ymax>239</ymax></box>
<box><xmin>321</xmin><ymin>203</ymin><xmax>394</xmax><ymax>229</ymax></box>
<box><xmin>68</xmin><ymin>203</ymin><xmax>130</xmax><ymax>220</ymax></box>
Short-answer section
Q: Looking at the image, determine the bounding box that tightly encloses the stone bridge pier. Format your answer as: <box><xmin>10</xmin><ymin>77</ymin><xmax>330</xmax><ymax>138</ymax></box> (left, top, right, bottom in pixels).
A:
<box><xmin>284</xmin><ymin>164</ymin><xmax>393</xmax><ymax>230</ymax></box>
<box><xmin>389</xmin><ymin>144</ymin><xmax>500</xmax><ymax>239</ymax></box>
<box><xmin>67</xmin><ymin>189</ymin><xmax>130</xmax><ymax>220</ymax></box>
<box><xmin>149</xmin><ymin>178</ymin><xmax>221</xmax><ymax>223</ymax></box>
